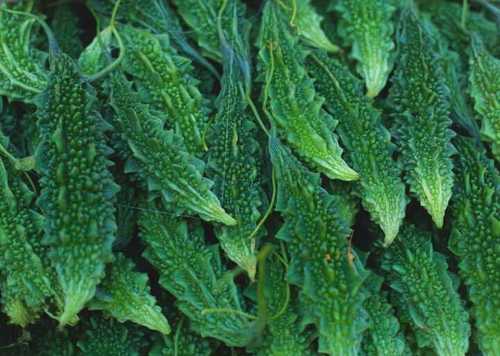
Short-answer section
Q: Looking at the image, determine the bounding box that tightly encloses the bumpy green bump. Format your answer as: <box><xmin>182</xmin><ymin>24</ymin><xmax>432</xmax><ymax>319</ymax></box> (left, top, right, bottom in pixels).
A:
<box><xmin>334</xmin><ymin>0</ymin><xmax>395</xmax><ymax>97</ymax></box>
<box><xmin>257</xmin><ymin>1</ymin><xmax>357</xmax><ymax>181</ymax></box>
<box><xmin>89</xmin><ymin>253</ymin><xmax>170</xmax><ymax>335</ymax></box>
<box><xmin>36</xmin><ymin>54</ymin><xmax>118</xmax><ymax>326</ymax></box>
<box><xmin>307</xmin><ymin>52</ymin><xmax>407</xmax><ymax>246</ymax></box>
<box><xmin>389</xmin><ymin>8</ymin><xmax>455</xmax><ymax>228</ymax></box>
<box><xmin>270</xmin><ymin>137</ymin><xmax>369</xmax><ymax>356</ymax></box>
<box><xmin>382</xmin><ymin>224</ymin><xmax>470</xmax><ymax>356</ymax></box>
<box><xmin>121</xmin><ymin>26</ymin><xmax>209</xmax><ymax>155</ymax></box>
<box><xmin>450</xmin><ymin>137</ymin><xmax>500</xmax><ymax>355</ymax></box>
<box><xmin>469</xmin><ymin>36</ymin><xmax>500</xmax><ymax>161</ymax></box>
<box><xmin>140</xmin><ymin>209</ymin><xmax>253</xmax><ymax>347</ymax></box>
<box><xmin>110</xmin><ymin>74</ymin><xmax>235</xmax><ymax>226</ymax></box>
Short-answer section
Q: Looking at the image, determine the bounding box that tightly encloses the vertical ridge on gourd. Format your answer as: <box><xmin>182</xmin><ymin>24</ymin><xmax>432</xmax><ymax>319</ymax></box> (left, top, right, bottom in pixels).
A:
<box><xmin>257</xmin><ymin>1</ymin><xmax>358</xmax><ymax>181</ymax></box>
<box><xmin>389</xmin><ymin>6</ymin><xmax>455</xmax><ymax>228</ymax></box>
<box><xmin>109</xmin><ymin>74</ymin><xmax>235</xmax><ymax>226</ymax></box>
<box><xmin>334</xmin><ymin>0</ymin><xmax>395</xmax><ymax>97</ymax></box>
<box><xmin>89</xmin><ymin>253</ymin><xmax>171</xmax><ymax>335</ymax></box>
<box><xmin>270</xmin><ymin>137</ymin><xmax>368</xmax><ymax>356</ymax></box>
<box><xmin>469</xmin><ymin>35</ymin><xmax>500</xmax><ymax>161</ymax></box>
<box><xmin>449</xmin><ymin>136</ymin><xmax>500</xmax><ymax>355</ymax></box>
<box><xmin>361</xmin><ymin>275</ymin><xmax>409</xmax><ymax>356</ymax></box>
<box><xmin>382</xmin><ymin>224</ymin><xmax>470</xmax><ymax>356</ymax></box>
<box><xmin>120</xmin><ymin>26</ymin><xmax>209</xmax><ymax>155</ymax></box>
<box><xmin>0</xmin><ymin>156</ymin><xmax>52</xmax><ymax>326</ymax></box>
<box><xmin>140</xmin><ymin>209</ymin><xmax>254</xmax><ymax>347</ymax></box>
<box><xmin>171</xmin><ymin>0</ymin><xmax>248</xmax><ymax>62</ymax></box>
<box><xmin>206</xmin><ymin>1</ymin><xmax>262</xmax><ymax>279</ymax></box>
<box><xmin>0</xmin><ymin>1</ymin><xmax>48</xmax><ymax>102</ymax></box>
<box><xmin>36</xmin><ymin>54</ymin><xmax>118</xmax><ymax>326</ymax></box>
<box><xmin>307</xmin><ymin>52</ymin><xmax>406</xmax><ymax>246</ymax></box>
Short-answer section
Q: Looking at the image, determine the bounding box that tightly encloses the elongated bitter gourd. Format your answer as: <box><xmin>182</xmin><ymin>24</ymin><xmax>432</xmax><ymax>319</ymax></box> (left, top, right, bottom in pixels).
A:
<box><xmin>140</xmin><ymin>209</ymin><xmax>253</xmax><ymax>347</ymax></box>
<box><xmin>389</xmin><ymin>7</ymin><xmax>455</xmax><ymax>228</ymax></box>
<box><xmin>258</xmin><ymin>1</ymin><xmax>357</xmax><ymax>181</ymax></box>
<box><xmin>382</xmin><ymin>224</ymin><xmax>470</xmax><ymax>356</ymax></box>
<box><xmin>0</xmin><ymin>157</ymin><xmax>52</xmax><ymax>326</ymax></box>
<box><xmin>307</xmin><ymin>52</ymin><xmax>406</xmax><ymax>246</ymax></box>
<box><xmin>109</xmin><ymin>74</ymin><xmax>235</xmax><ymax>225</ymax></box>
<box><xmin>449</xmin><ymin>136</ymin><xmax>500</xmax><ymax>356</ymax></box>
<box><xmin>270</xmin><ymin>137</ymin><xmax>368</xmax><ymax>355</ymax></box>
<box><xmin>36</xmin><ymin>54</ymin><xmax>118</xmax><ymax>326</ymax></box>
<box><xmin>361</xmin><ymin>275</ymin><xmax>409</xmax><ymax>356</ymax></box>
<box><xmin>0</xmin><ymin>1</ymin><xmax>48</xmax><ymax>102</ymax></box>
<box><xmin>89</xmin><ymin>253</ymin><xmax>170</xmax><ymax>335</ymax></box>
<box><xmin>334</xmin><ymin>0</ymin><xmax>395</xmax><ymax>97</ymax></box>
<box><xmin>469</xmin><ymin>35</ymin><xmax>500</xmax><ymax>161</ymax></box>
<box><xmin>121</xmin><ymin>26</ymin><xmax>209</xmax><ymax>155</ymax></box>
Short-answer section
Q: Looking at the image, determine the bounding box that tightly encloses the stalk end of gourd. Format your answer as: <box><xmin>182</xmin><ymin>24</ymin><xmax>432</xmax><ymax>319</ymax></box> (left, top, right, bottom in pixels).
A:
<box><xmin>57</xmin><ymin>295</ymin><xmax>84</xmax><ymax>328</ymax></box>
<box><xmin>5</xmin><ymin>300</ymin><xmax>32</xmax><ymax>328</ymax></box>
<box><xmin>209</xmin><ymin>205</ymin><xmax>237</xmax><ymax>226</ymax></box>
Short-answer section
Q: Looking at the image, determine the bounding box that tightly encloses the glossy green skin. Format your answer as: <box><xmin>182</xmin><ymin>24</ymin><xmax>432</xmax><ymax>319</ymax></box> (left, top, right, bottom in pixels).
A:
<box><xmin>270</xmin><ymin>138</ymin><xmax>368</xmax><ymax>356</ymax></box>
<box><xmin>449</xmin><ymin>137</ymin><xmax>500</xmax><ymax>356</ymax></box>
<box><xmin>110</xmin><ymin>75</ymin><xmax>235</xmax><ymax>226</ymax></box>
<box><xmin>361</xmin><ymin>276</ymin><xmax>408</xmax><ymax>356</ymax></box>
<box><xmin>77</xmin><ymin>317</ymin><xmax>144</xmax><ymax>356</ymax></box>
<box><xmin>469</xmin><ymin>37</ymin><xmax>500</xmax><ymax>161</ymax></box>
<box><xmin>171</xmin><ymin>0</ymin><xmax>247</xmax><ymax>62</ymax></box>
<box><xmin>389</xmin><ymin>9</ymin><xmax>455</xmax><ymax>228</ymax></box>
<box><xmin>0</xmin><ymin>2</ymin><xmax>47</xmax><ymax>102</ymax></box>
<box><xmin>0</xmin><ymin>159</ymin><xmax>52</xmax><ymax>326</ymax></box>
<box><xmin>37</xmin><ymin>54</ymin><xmax>117</xmax><ymax>326</ymax></box>
<box><xmin>140</xmin><ymin>211</ymin><xmax>252</xmax><ymax>347</ymax></box>
<box><xmin>335</xmin><ymin>0</ymin><xmax>395</xmax><ymax>97</ymax></box>
<box><xmin>121</xmin><ymin>26</ymin><xmax>208</xmax><ymax>155</ymax></box>
<box><xmin>257</xmin><ymin>1</ymin><xmax>357</xmax><ymax>181</ymax></box>
<box><xmin>382</xmin><ymin>225</ymin><xmax>470</xmax><ymax>356</ymax></box>
<box><xmin>307</xmin><ymin>53</ymin><xmax>406</xmax><ymax>246</ymax></box>
<box><xmin>149</xmin><ymin>320</ymin><xmax>213</xmax><ymax>356</ymax></box>
<box><xmin>89</xmin><ymin>253</ymin><xmax>170</xmax><ymax>335</ymax></box>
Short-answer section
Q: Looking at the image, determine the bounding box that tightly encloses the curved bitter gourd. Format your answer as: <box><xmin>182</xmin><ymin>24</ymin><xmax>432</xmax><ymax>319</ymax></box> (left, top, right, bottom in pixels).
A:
<box><xmin>450</xmin><ymin>136</ymin><xmax>500</xmax><ymax>355</ymax></box>
<box><xmin>469</xmin><ymin>35</ymin><xmax>500</xmax><ymax>162</ymax></box>
<box><xmin>140</xmin><ymin>209</ymin><xmax>253</xmax><ymax>347</ymax></box>
<box><xmin>307</xmin><ymin>52</ymin><xmax>406</xmax><ymax>246</ymax></box>
<box><xmin>389</xmin><ymin>7</ymin><xmax>455</xmax><ymax>228</ymax></box>
<box><xmin>257</xmin><ymin>0</ymin><xmax>358</xmax><ymax>181</ymax></box>
<box><xmin>109</xmin><ymin>74</ymin><xmax>235</xmax><ymax>225</ymax></box>
<box><xmin>36</xmin><ymin>54</ymin><xmax>118</xmax><ymax>326</ymax></box>
<box><xmin>382</xmin><ymin>224</ymin><xmax>470</xmax><ymax>356</ymax></box>
<box><xmin>334</xmin><ymin>0</ymin><xmax>395</xmax><ymax>97</ymax></box>
<box><xmin>270</xmin><ymin>136</ymin><xmax>368</xmax><ymax>356</ymax></box>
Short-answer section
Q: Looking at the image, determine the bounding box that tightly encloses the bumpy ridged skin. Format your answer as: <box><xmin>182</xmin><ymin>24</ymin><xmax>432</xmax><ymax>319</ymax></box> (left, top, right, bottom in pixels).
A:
<box><xmin>207</xmin><ymin>12</ymin><xmax>262</xmax><ymax>279</ymax></box>
<box><xmin>334</xmin><ymin>0</ymin><xmax>395</xmax><ymax>97</ymax></box>
<box><xmin>149</xmin><ymin>319</ymin><xmax>213</xmax><ymax>356</ymax></box>
<box><xmin>449</xmin><ymin>137</ymin><xmax>500</xmax><ymax>356</ymax></box>
<box><xmin>0</xmin><ymin>2</ymin><xmax>47</xmax><ymax>101</ymax></box>
<box><xmin>171</xmin><ymin>0</ymin><xmax>247</xmax><ymax>62</ymax></box>
<box><xmin>270</xmin><ymin>137</ymin><xmax>368</xmax><ymax>356</ymax></box>
<box><xmin>382</xmin><ymin>224</ymin><xmax>470</xmax><ymax>356</ymax></box>
<box><xmin>76</xmin><ymin>316</ymin><xmax>144</xmax><ymax>356</ymax></box>
<box><xmin>307</xmin><ymin>52</ymin><xmax>406</xmax><ymax>246</ymax></box>
<box><xmin>278</xmin><ymin>0</ymin><xmax>338</xmax><ymax>52</ymax></box>
<box><xmin>0</xmin><ymin>158</ymin><xmax>52</xmax><ymax>326</ymax></box>
<box><xmin>121</xmin><ymin>26</ymin><xmax>209</xmax><ymax>155</ymax></box>
<box><xmin>140</xmin><ymin>211</ymin><xmax>252</xmax><ymax>347</ymax></box>
<box><xmin>361</xmin><ymin>276</ymin><xmax>408</xmax><ymax>356</ymax></box>
<box><xmin>469</xmin><ymin>36</ymin><xmax>500</xmax><ymax>161</ymax></box>
<box><xmin>389</xmin><ymin>8</ymin><xmax>455</xmax><ymax>228</ymax></box>
<box><xmin>109</xmin><ymin>75</ymin><xmax>235</xmax><ymax>226</ymax></box>
<box><xmin>36</xmin><ymin>54</ymin><xmax>118</xmax><ymax>326</ymax></box>
<box><xmin>255</xmin><ymin>254</ymin><xmax>312</xmax><ymax>356</ymax></box>
<box><xmin>51</xmin><ymin>4</ymin><xmax>83</xmax><ymax>59</ymax></box>
<box><xmin>258</xmin><ymin>1</ymin><xmax>358</xmax><ymax>181</ymax></box>
<box><xmin>89</xmin><ymin>253</ymin><xmax>170</xmax><ymax>335</ymax></box>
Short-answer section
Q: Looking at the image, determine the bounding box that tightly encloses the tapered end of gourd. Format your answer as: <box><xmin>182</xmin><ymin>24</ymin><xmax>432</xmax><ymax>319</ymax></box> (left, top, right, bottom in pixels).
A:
<box><xmin>316</xmin><ymin>157</ymin><xmax>359</xmax><ymax>181</ymax></box>
<box><xmin>207</xmin><ymin>204</ymin><xmax>237</xmax><ymax>226</ymax></box>
<box><xmin>429</xmin><ymin>205</ymin><xmax>446</xmax><ymax>229</ymax></box>
<box><xmin>239</xmin><ymin>255</ymin><xmax>257</xmax><ymax>282</ymax></box>
<box><xmin>138</xmin><ymin>305</ymin><xmax>171</xmax><ymax>335</ymax></box>
<box><xmin>57</xmin><ymin>293</ymin><xmax>86</xmax><ymax>327</ymax></box>
<box><xmin>5</xmin><ymin>299</ymin><xmax>31</xmax><ymax>327</ymax></box>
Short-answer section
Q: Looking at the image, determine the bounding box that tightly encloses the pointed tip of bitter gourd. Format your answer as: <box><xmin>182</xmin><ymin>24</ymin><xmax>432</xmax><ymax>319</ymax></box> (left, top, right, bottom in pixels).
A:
<box><xmin>57</xmin><ymin>293</ymin><xmax>87</xmax><ymax>328</ymax></box>
<box><xmin>209</xmin><ymin>204</ymin><xmax>237</xmax><ymax>226</ymax></box>
<box><xmin>5</xmin><ymin>299</ymin><xmax>32</xmax><ymax>327</ymax></box>
<box><xmin>429</xmin><ymin>202</ymin><xmax>446</xmax><ymax>230</ymax></box>
<box><xmin>316</xmin><ymin>156</ymin><xmax>359</xmax><ymax>181</ymax></box>
<box><xmin>240</xmin><ymin>255</ymin><xmax>257</xmax><ymax>282</ymax></box>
